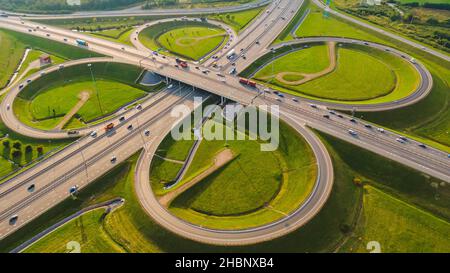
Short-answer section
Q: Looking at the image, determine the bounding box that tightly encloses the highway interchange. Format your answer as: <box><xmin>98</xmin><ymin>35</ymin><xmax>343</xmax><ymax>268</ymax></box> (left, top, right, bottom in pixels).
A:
<box><xmin>0</xmin><ymin>0</ymin><xmax>449</xmax><ymax>247</ymax></box>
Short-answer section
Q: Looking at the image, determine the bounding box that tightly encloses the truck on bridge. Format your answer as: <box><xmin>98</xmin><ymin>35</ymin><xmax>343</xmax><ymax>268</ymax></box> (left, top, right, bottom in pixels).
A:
<box><xmin>239</xmin><ymin>78</ymin><xmax>257</xmax><ymax>88</ymax></box>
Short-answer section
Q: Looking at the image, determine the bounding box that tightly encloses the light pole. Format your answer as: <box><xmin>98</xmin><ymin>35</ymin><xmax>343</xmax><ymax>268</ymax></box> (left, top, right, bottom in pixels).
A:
<box><xmin>87</xmin><ymin>63</ymin><xmax>103</xmax><ymax>115</ymax></box>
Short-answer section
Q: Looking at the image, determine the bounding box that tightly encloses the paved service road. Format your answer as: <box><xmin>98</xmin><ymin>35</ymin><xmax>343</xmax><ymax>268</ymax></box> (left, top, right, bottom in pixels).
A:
<box><xmin>311</xmin><ymin>0</ymin><xmax>450</xmax><ymax>62</ymax></box>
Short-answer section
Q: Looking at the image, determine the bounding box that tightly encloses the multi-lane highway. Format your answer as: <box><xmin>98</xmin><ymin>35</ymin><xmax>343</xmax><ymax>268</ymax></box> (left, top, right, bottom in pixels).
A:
<box><xmin>0</xmin><ymin>0</ymin><xmax>449</xmax><ymax>247</ymax></box>
<box><xmin>0</xmin><ymin>0</ymin><xmax>272</xmax><ymax>19</ymax></box>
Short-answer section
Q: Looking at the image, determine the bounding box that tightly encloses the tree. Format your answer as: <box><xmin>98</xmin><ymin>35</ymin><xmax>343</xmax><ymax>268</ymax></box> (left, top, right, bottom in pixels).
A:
<box><xmin>25</xmin><ymin>145</ymin><xmax>33</xmax><ymax>154</ymax></box>
<box><xmin>37</xmin><ymin>146</ymin><xmax>44</xmax><ymax>156</ymax></box>
<box><xmin>2</xmin><ymin>140</ymin><xmax>10</xmax><ymax>148</ymax></box>
<box><xmin>12</xmin><ymin>141</ymin><xmax>21</xmax><ymax>150</ymax></box>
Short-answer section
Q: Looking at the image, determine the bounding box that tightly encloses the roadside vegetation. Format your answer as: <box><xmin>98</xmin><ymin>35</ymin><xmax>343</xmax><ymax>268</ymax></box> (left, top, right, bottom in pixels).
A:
<box><xmin>13</xmin><ymin>62</ymin><xmax>161</xmax><ymax>130</ymax></box>
<box><xmin>4</xmin><ymin>129</ymin><xmax>449</xmax><ymax>253</ymax></box>
<box><xmin>272</xmin><ymin>1</ymin><xmax>450</xmax><ymax>150</ymax></box>
<box><xmin>0</xmin><ymin>118</ymin><xmax>72</xmax><ymax>180</ymax></box>
<box><xmin>332</xmin><ymin>0</ymin><xmax>450</xmax><ymax>53</ymax></box>
<box><xmin>151</xmin><ymin>118</ymin><xmax>318</xmax><ymax>230</ymax></box>
<box><xmin>252</xmin><ymin>43</ymin><xmax>419</xmax><ymax>103</ymax></box>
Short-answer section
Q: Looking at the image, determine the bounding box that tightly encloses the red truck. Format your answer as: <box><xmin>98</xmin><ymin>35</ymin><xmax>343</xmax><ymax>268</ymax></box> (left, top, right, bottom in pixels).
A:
<box><xmin>105</xmin><ymin>123</ymin><xmax>115</xmax><ymax>132</ymax></box>
<box><xmin>239</xmin><ymin>78</ymin><xmax>257</xmax><ymax>88</ymax></box>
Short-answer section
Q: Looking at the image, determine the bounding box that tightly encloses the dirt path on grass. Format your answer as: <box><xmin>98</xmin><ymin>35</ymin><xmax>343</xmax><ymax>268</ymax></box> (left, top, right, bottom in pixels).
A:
<box><xmin>158</xmin><ymin>148</ymin><xmax>234</xmax><ymax>207</ymax></box>
<box><xmin>260</xmin><ymin>42</ymin><xmax>337</xmax><ymax>86</ymax></box>
<box><xmin>53</xmin><ymin>91</ymin><xmax>90</xmax><ymax>130</ymax></box>
<box><xmin>174</xmin><ymin>33</ymin><xmax>226</xmax><ymax>47</ymax></box>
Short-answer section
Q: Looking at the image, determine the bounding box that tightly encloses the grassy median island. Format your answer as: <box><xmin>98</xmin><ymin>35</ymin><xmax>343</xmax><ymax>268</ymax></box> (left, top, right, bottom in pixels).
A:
<box><xmin>251</xmin><ymin>43</ymin><xmax>420</xmax><ymax>103</ymax></box>
<box><xmin>148</xmin><ymin>119</ymin><xmax>318</xmax><ymax>230</ymax></box>
<box><xmin>13</xmin><ymin>62</ymin><xmax>161</xmax><ymax>130</ymax></box>
<box><xmin>139</xmin><ymin>21</ymin><xmax>228</xmax><ymax>61</ymax></box>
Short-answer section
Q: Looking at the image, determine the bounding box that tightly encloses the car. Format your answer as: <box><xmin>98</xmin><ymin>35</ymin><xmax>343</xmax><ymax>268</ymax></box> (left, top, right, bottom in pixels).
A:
<box><xmin>256</xmin><ymin>41</ymin><xmax>260</xmax><ymax>45</ymax></box>
<box><xmin>26</xmin><ymin>79</ymin><xmax>31</xmax><ymax>83</ymax></box>
<box><xmin>396</xmin><ymin>138</ymin><xmax>406</xmax><ymax>144</ymax></box>
<box><xmin>127</xmin><ymin>124</ymin><xmax>133</xmax><ymax>130</ymax></box>
<box><xmin>19</xmin><ymin>84</ymin><xmax>24</xmax><ymax>89</ymax></box>
<box><xmin>310</xmin><ymin>104</ymin><xmax>317</xmax><ymax>109</ymax></box>
<box><xmin>9</xmin><ymin>215</ymin><xmax>18</xmax><ymax>225</ymax></box>
<box><xmin>364</xmin><ymin>124</ymin><xmax>372</xmax><ymax>129</ymax></box>
<box><xmin>46</xmin><ymin>34</ymin><xmax>50</xmax><ymax>37</ymax></box>
<box><xmin>195</xmin><ymin>66</ymin><xmax>200</xmax><ymax>70</ymax></box>
<box><xmin>323</xmin><ymin>114</ymin><xmax>330</xmax><ymax>119</ymax></box>
<box><xmin>276</xmin><ymin>98</ymin><xmax>282</xmax><ymax>102</ymax></box>
<box><xmin>329</xmin><ymin>111</ymin><xmax>336</xmax><ymax>115</ymax></box>
<box><xmin>174</xmin><ymin>64</ymin><xmax>179</xmax><ymax>68</ymax></box>
<box><xmin>144</xmin><ymin>130</ymin><xmax>150</xmax><ymax>136</ymax></box>
<box><xmin>337</xmin><ymin>114</ymin><xmax>344</xmax><ymax>118</ymax></box>
<box><xmin>292</xmin><ymin>98</ymin><xmax>299</xmax><ymax>103</ymax></box>
<box><xmin>242</xmin><ymin>55</ymin><xmax>247</xmax><ymax>60</ymax></box>
<box><xmin>121</xmin><ymin>47</ymin><xmax>125</xmax><ymax>50</ymax></box>
<box><xmin>69</xmin><ymin>185</ymin><xmax>79</xmax><ymax>195</ymax></box>
<box><xmin>350</xmin><ymin>118</ymin><xmax>357</xmax><ymax>123</ymax></box>
<box><xmin>348</xmin><ymin>129</ymin><xmax>357</xmax><ymax>136</ymax></box>
<box><xmin>277</xmin><ymin>93</ymin><xmax>285</xmax><ymax>98</ymax></box>
<box><xmin>59</xmin><ymin>64</ymin><xmax>64</xmax><ymax>69</ymax></box>
<box><xmin>377</xmin><ymin>128</ymin><xmax>385</xmax><ymax>133</ymax></box>
<box><xmin>119</xmin><ymin>116</ymin><xmax>126</xmax><ymax>122</ymax></box>
<box><xmin>111</xmin><ymin>156</ymin><xmax>117</xmax><ymax>163</ymax></box>
<box><xmin>27</xmin><ymin>184</ymin><xmax>35</xmax><ymax>193</ymax></box>
<box><xmin>67</xmin><ymin>130</ymin><xmax>79</xmax><ymax>135</ymax></box>
<box><xmin>90</xmin><ymin>131</ymin><xmax>97</xmax><ymax>137</ymax></box>
<box><xmin>63</xmin><ymin>38</ymin><xmax>68</xmax><ymax>42</ymax></box>
<box><xmin>418</xmin><ymin>143</ymin><xmax>427</xmax><ymax>149</ymax></box>
<box><xmin>399</xmin><ymin>136</ymin><xmax>408</xmax><ymax>142</ymax></box>
<box><xmin>136</xmin><ymin>104</ymin><xmax>142</xmax><ymax>110</ymax></box>
<box><xmin>6</xmin><ymin>104</ymin><xmax>10</xmax><ymax>110</ymax></box>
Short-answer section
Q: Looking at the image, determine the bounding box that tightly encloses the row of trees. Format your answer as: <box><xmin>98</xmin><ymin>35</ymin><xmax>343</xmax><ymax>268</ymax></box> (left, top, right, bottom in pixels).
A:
<box><xmin>0</xmin><ymin>0</ymin><xmax>143</xmax><ymax>14</ymax></box>
<box><xmin>2</xmin><ymin>140</ymin><xmax>44</xmax><ymax>165</ymax></box>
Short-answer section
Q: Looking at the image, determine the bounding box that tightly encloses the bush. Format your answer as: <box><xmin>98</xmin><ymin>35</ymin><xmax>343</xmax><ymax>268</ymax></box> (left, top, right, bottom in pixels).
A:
<box><xmin>2</xmin><ymin>140</ymin><xmax>10</xmax><ymax>148</ymax></box>
<box><xmin>25</xmin><ymin>145</ymin><xmax>33</xmax><ymax>154</ymax></box>
<box><xmin>12</xmin><ymin>142</ymin><xmax>21</xmax><ymax>150</ymax></box>
<box><xmin>11</xmin><ymin>150</ymin><xmax>22</xmax><ymax>159</ymax></box>
<box><xmin>37</xmin><ymin>146</ymin><xmax>44</xmax><ymax>156</ymax></box>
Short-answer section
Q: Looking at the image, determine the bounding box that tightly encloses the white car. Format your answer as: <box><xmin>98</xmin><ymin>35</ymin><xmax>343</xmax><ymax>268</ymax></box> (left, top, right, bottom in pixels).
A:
<box><xmin>111</xmin><ymin>156</ymin><xmax>117</xmax><ymax>163</ymax></box>
<box><xmin>90</xmin><ymin>131</ymin><xmax>97</xmax><ymax>137</ymax></box>
<box><xmin>377</xmin><ymin>128</ymin><xmax>385</xmax><ymax>133</ymax></box>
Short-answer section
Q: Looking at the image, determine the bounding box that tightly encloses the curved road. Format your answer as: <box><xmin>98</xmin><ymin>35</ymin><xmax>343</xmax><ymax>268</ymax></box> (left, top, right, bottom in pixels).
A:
<box><xmin>134</xmin><ymin>114</ymin><xmax>334</xmax><ymax>246</ymax></box>
<box><xmin>311</xmin><ymin>0</ymin><xmax>450</xmax><ymax>63</ymax></box>
<box><xmin>250</xmin><ymin>37</ymin><xmax>433</xmax><ymax>112</ymax></box>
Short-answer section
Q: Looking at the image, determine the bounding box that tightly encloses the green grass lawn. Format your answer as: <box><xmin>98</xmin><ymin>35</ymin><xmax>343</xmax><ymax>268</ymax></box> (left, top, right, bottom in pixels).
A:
<box><xmin>254</xmin><ymin>44</ymin><xmax>419</xmax><ymax>103</ymax></box>
<box><xmin>341</xmin><ymin>185</ymin><xmax>450</xmax><ymax>253</ymax></box>
<box><xmin>164</xmin><ymin>120</ymin><xmax>317</xmax><ymax>229</ymax></box>
<box><xmin>208</xmin><ymin>5</ymin><xmax>266</xmax><ymax>32</ymax></box>
<box><xmin>12</xmin><ymin>62</ymin><xmax>158</xmax><ymax>130</ymax></box>
<box><xmin>15</xmin><ymin>79</ymin><xmax>147</xmax><ymax>129</ymax></box>
<box><xmin>296</xmin><ymin>5</ymin><xmax>386</xmax><ymax>44</ymax></box>
<box><xmin>139</xmin><ymin>21</ymin><xmax>228</xmax><ymax>61</ymax></box>
<box><xmin>24</xmin><ymin>209</ymin><xmax>125</xmax><ymax>253</ymax></box>
<box><xmin>0</xmin><ymin>31</ymin><xmax>26</xmax><ymax>88</ymax></box>
<box><xmin>157</xmin><ymin>26</ymin><xmax>227</xmax><ymax>61</ymax></box>
<box><xmin>255</xmin><ymin>44</ymin><xmax>330</xmax><ymax>78</ymax></box>
<box><xmin>297</xmin><ymin>47</ymin><xmax>396</xmax><ymax>101</ymax></box>
<box><xmin>88</xmin><ymin>27</ymin><xmax>135</xmax><ymax>47</ymax></box>
<box><xmin>16</xmin><ymin>50</ymin><xmax>66</xmax><ymax>80</ymax></box>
